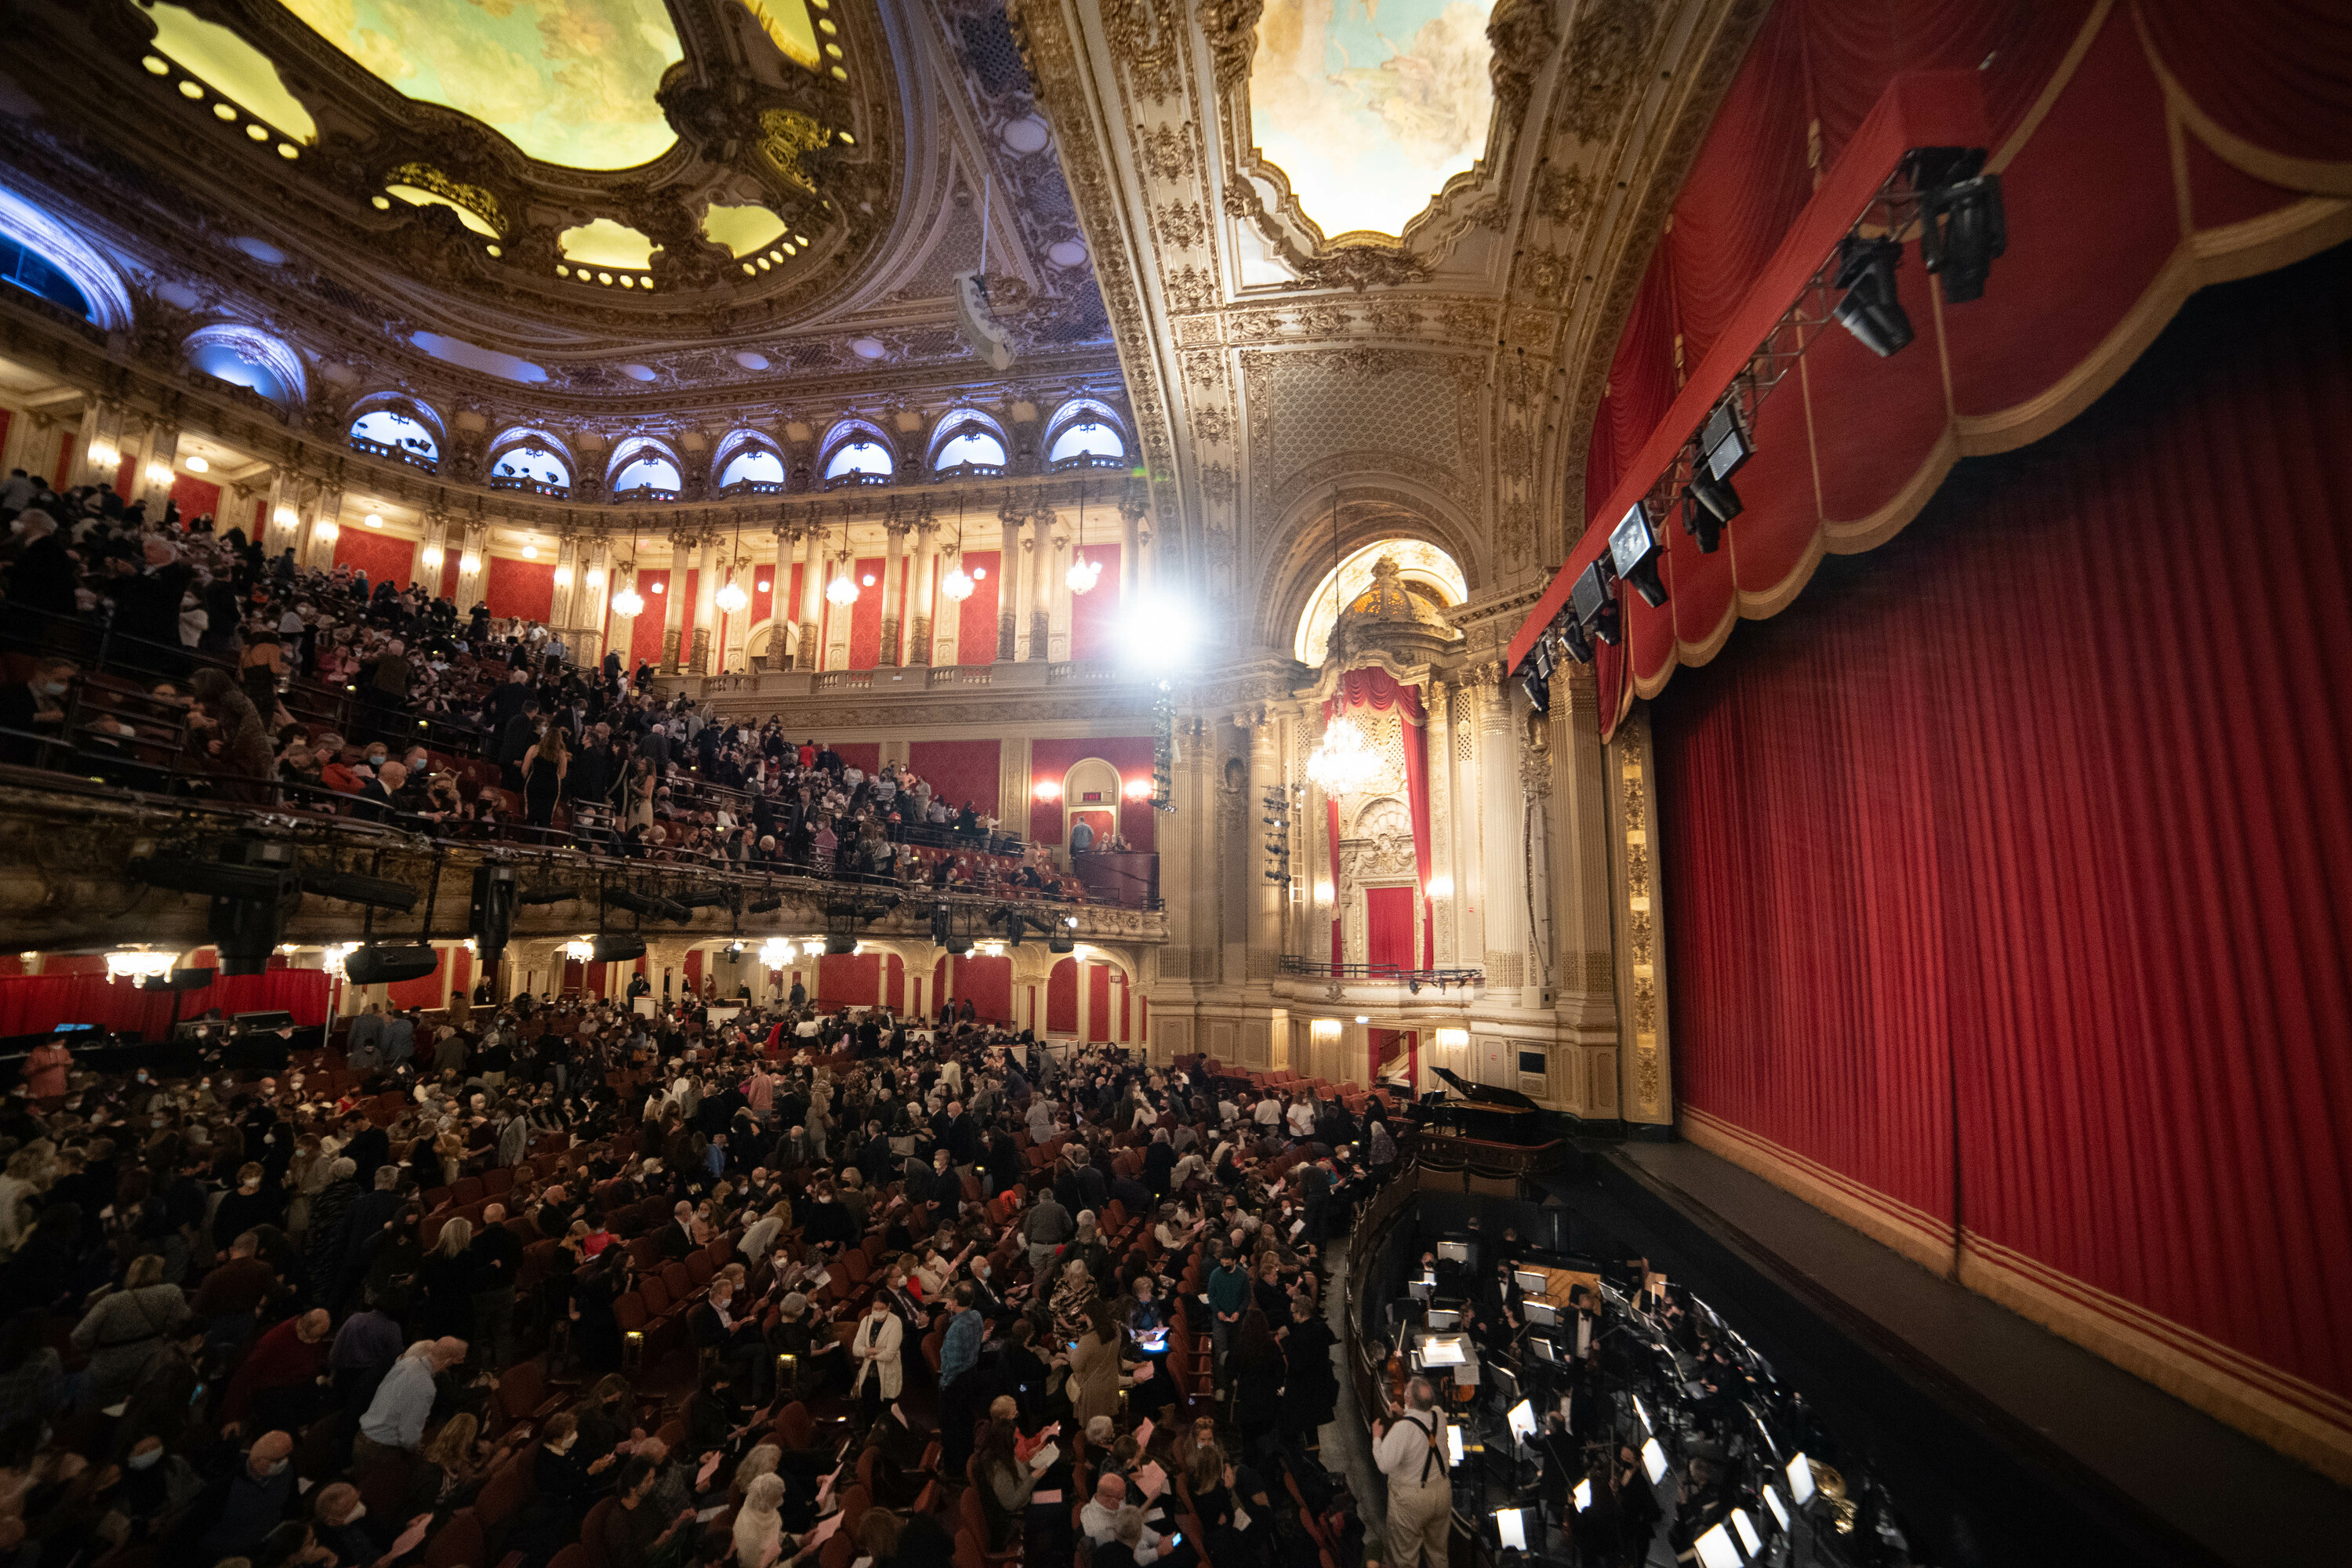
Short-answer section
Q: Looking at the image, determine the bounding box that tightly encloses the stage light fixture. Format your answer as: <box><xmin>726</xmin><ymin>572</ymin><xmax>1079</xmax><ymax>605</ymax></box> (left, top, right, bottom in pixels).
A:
<box><xmin>469</xmin><ymin>864</ymin><xmax>517</xmax><ymax>962</ymax></box>
<box><xmin>1519</xmin><ymin>660</ymin><xmax>1549</xmax><ymax>717</ymax></box>
<box><xmin>1831</xmin><ymin>235</ymin><xmax>1913</xmax><ymax>358</ymax></box>
<box><xmin>1609</xmin><ymin>503</ymin><xmax>1668</xmax><ymax>608</ymax></box>
<box><xmin>343</xmin><ymin>943</ymin><xmax>441</xmax><ymax>985</ymax></box>
<box><xmin>1680</xmin><ymin>401</ymin><xmax>1752</xmax><ymax>554</ymax></box>
<box><xmin>605</xmin><ymin>886</ymin><xmax>692</xmax><ymax>924</ymax></box>
<box><xmin>824</xmin><ymin>931</ymin><xmax>857</xmax><ymax>955</ymax></box>
<box><xmin>1572</xmin><ymin>560</ymin><xmax>1621</xmax><ymax>647</ymax></box>
<box><xmin>1047</xmin><ymin>925</ymin><xmax>1074</xmax><ymax>954</ymax></box>
<box><xmin>747</xmin><ymin>894</ymin><xmax>782</xmax><ymax>914</ymax></box>
<box><xmin>517</xmin><ymin>881</ymin><xmax>581</xmax><ymax>906</ymax></box>
<box><xmin>677</xmin><ymin>887</ymin><xmax>731</xmax><ymax>909</ymax></box>
<box><xmin>592</xmin><ymin>933</ymin><xmax>646</xmax><ymax>963</ymax></box>
<box><xmin>1906</xmin><ymin>147</ymin><xmax>2005</xmax><ymax>303</ymax></box>
<box><xmin>299</xmin><ymin>870</ymin><xmax>418</xmax><ymax>911</ymax></box>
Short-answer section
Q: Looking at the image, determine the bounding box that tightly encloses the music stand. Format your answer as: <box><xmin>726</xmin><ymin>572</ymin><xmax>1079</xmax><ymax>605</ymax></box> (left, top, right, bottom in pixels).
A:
<box><xmin>1528</xmin><ymin>1336</ymin><xmax>1562</xmax><ymax>1366</ymax></box>
<box><xmin>1425</xmin><ymin>1308</ymin><xmax>1461</xmax><ymax>1330</ymax></box>
<box><xmin>1514</xmin><ymin>1268</ymin><xmax>1548</xmax><ymax>1294</ymax></box>
<box><xmin>1436</xmin><ymin>1241</ymin><xmax>1472</xmax><ymax>1265</ymax></box>
<box><xmin>1524</xmin><ymin>1301</ymin><xmax>1559</xmax><ymax>1327</ymax></box>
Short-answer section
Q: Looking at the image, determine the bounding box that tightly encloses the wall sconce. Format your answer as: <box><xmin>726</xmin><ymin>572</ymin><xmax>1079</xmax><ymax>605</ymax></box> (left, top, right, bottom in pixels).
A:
<box><xmin>460</xmin><ymin>554</ymin><xmax>482</xmax><ymax>574</ymax></box>
<box><xmin>145</xmin><ymin>463</ymin><xmax>172</xmax><ymax>488</ymax></box>
<box><xmin>315</xmin><ymin>519</ymin><xmax>340</xmax><ymax>542</ymax></box>
<box><xmin>554</xmin><ymin>566</ymin><xmax>573</xmax><ymax>586</ymax></box>
<box><xmin>1426</xmin><ymin>875</ymin><xmax>1454</xmax><ymax>898</ymax></box>
<box><xmin>1033</xmin><ymin>780</ymin><xmax>1063</xmax><ymax>802</ymax></box>
<box><xmin>1122</xmin><ymin>779</ymin><xmax>1152</xmax><ymax>800</ymax></box>
<box><xmin>1313</xmin><ymin>880</ymin><xmax>1335</xmax><ymax>902</ymax></box>
<box><xmin>422</xmin><ymin>546</ymin><xmax>445</xmax><ymax>568</ymax></box>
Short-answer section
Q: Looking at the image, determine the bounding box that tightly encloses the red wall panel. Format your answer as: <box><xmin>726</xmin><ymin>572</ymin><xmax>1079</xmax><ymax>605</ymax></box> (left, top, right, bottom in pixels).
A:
<box><xmin>956</xmin><ymin>550</ymin><xmax>1000</xmax><ymax>665</ymax></box>
<box><xmin>1069</xmin><ymin>543</ymin><xmax>1121</xmax><ymax>661</ymax></box>
<box><xmin>1657</xmin><ymin>250</ymin><xmax>2352</xmax><ymax>1411</ymax></box>
<box><xmin>1087</xmin><ymin>963</ymin><xmax>1111</xmax><ymax>1043</ymax></box>
<box><xmin>848</xmin><ymin>556</ymin><xmax>884</xmax><ymax>668</ymax></box>
<box><xmin>951</xmin><ymin>954</ymin><xmax>1012</xmax><ymax>1022</ymax></box>
<box><xmin>335</xmin><ymin>528</ymin><xmax>416</xmax><ymax>590</ymax></box>
<box><xmin>831</xmin><ymin>742</ymin><xmax>881</xmax><ymax>779</ymax></box>
<box><xmin>1047</xmin><ymin>959</ymin><xmax>1076</xmax><ymax>1035</ymax></box>
<box><xmin>817</xmin><ymin>953</ymin><xmax>880</xmax><ymax>1007</ymax></box>
<box><xmin>487</xmin><ymin>554</ymin><xmax>554</xmax><ymax>620</ymax></box>
<box><xmin>628</xmin><ymin>571</ymin><xmax>670</xmax><ymax>669</ymax></box>
<box><xmin>1026</xmin><ymin>736</ymin><xmax>1157</xmax><ymax>850</ymax></box>
<box><xmin>169</xmin><ymin>474</ymin><xmax>222</xmax><ymax>522</ymax></box>
<box><xmin>908</xmin><ymin>739</ymin><xmax>1001</xmax><ymax>818</ymax></box>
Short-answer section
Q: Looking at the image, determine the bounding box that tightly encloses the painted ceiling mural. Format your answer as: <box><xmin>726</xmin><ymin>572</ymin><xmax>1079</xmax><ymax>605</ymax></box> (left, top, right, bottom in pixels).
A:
<box><xmin>1249</xmin><ymin>0</ymin><xmax>1495</xmax><ymax>240</ymax></box>
<box><xmin>276</xmin><ymin>0</ymin><xmax>691</xmax><ymax>168</ymax></box>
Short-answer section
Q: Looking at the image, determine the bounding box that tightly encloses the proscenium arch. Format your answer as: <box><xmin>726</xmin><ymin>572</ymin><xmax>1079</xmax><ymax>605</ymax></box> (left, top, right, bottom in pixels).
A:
<box><xmin>1252</xmin><ymin>481</ymin><xmax>1486</xmax><ymax>656</ymax></box>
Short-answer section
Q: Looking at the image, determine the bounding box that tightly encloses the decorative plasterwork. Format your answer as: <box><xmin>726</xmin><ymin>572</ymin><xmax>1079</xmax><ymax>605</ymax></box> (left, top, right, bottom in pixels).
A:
<box><xmin>1008</xmin><ymin>0</ymin><xmax>1765</xmax><ymax>664</ymax></box>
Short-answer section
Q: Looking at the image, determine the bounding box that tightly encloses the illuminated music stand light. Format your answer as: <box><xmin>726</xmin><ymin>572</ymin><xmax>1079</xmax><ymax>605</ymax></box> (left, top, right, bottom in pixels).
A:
<box><xmin>1425</xmin><ymin>1308</ymin><xmax>1461</xmax><ymax>1330</ymax></box>
<box><xmin>1693</xmin><ymin>1523</ymin><xmax>1742</xmax><ymax>1568</ymax></box>
<box><xmin>1494</xmin><ymin>1508</ymin><xmax>1530</xmax><ymax>1552</ymax></box>
<box><xmin>1436</xmin><ymin>1240</ymin><xmax>1472</xmax><ymax>1265</ymax></box>
<box><xmin>1642</xmin><ymin>1438</ymin><xmax>1668</xmax><ymax>1485</ymax></box>
<box><xmin>1788</xmin><ymin>1453</ymin><xmax>1816</xmax><ymax>1505</ymax></box>
<box><xmin>1506</xmin><ymin>1399</ymin><xmax>1537</xmax><ymax>1444</ymax></box>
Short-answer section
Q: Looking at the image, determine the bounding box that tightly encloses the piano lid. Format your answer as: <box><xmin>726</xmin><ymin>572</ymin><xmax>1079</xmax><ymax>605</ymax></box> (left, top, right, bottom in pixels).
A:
<box><xmin>1431</xmin><ymin>1065</ymin><xmax>1542</xmax><ymax>1112</ymax></box>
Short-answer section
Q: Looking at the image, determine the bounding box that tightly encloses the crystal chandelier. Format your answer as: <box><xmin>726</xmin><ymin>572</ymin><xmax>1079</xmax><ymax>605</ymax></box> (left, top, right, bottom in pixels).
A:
<box><xmin>826</xmin><ymin>556</ymin><xmax>859</xmax><ymax>604</ymax></box>
<box><xmin>104</xmin><ymin>949</ymin><xmax>178</xmax><ymax>982</ymax></box>
<box><xmin>1305</xmin><ymin>714</ymin><xmax>1378</xmax><ymax>797</ymax></box>
<box><xmin>715</xmin><ymin>573</ymin><xmax>748</xmax><ymax>613</ymax></box>
<box><xmin>610</xmin><ymin>575</ymin><xmax>644</xmax><ymax>616</ymax></box>
<box><xmin>760</xmin><ymin>938</ymin><xmax>796</xmax><ymax>967</ymax></box>
<box><xmin>563</xmin><ymin>938</ymin><xmax>595</xmax><ymax>963</ymax></box>
<box><xmin>941</xmin><ymin>559</ymin><xmax>974</xmax><ymax>601</ymax></box>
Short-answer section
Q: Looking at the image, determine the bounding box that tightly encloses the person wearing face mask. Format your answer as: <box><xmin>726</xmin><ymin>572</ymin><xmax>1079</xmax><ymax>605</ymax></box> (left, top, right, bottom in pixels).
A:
<box><xmin>113</xmin><ymin>1433</ymin><xmax>203</xmax><ymax>1534</ymax></box>
<box><xmin>311</xmin><ymin>1481</ymin><xmax>394</xmax><ymax>1567</ymax></box>
<box><xmin>184</xmin><ymin>1428</ymin><xmax>298</xmax><ymax>1561</ymax></box>
<box><xmin>0</xmin><ymin>655</ymin><xmax>75</xmax><ymax>767</ymax></box>
<box><xmin>850</xmin><ymin>1291</ymin><xmax>904</xmax><ymax>1417</ymax></box>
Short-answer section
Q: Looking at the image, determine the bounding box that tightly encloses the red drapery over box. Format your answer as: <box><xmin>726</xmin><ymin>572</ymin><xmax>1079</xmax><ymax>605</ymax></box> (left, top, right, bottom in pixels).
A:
<box><xmin>1323</xmin><ymin>669</ymin><xmax>1435</xmax><ymax>968</ymax></box>
<box><xmin>1657</xmin><ymin>246</ymin><xmax>2352</xmax><ymax>1474</ymax></box>
<box><xmin>0</xmin><ymin>968</ymin><xmax>328</xmax><ymax>1040</ymax></box>
<box><xmin>1513</xmin><ymin>1</ymin><xmax>2352</xmax><ymax>735</ymax></box>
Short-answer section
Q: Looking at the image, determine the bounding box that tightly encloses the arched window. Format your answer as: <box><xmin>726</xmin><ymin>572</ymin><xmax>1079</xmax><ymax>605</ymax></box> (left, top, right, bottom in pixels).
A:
<box><xmin>1046</xmin><ymin>401</ymin><xmax>1126</xmax><ymax>470</ymax></box>
<box><xmin>718</xmin><ymin>448</ymin><xmax>786</xmax><ymax>492</ymax></box>
<box><xmin>489</xmin><ymin>442</ymin><xmax>572</xmax><ymax>492</ymax></box>
<box><xmin>0</xmin><ymin>235</ymin><xmax>92</xmax><ymax>320</ymax></box>
<box><xmin>934</xmin><ymin>427</ymin><xmax>1007</xmax><ymax>474</ymax></box>
<box><xmin>613</xmin><ymin>455</ymin><xmax>683</xmax><ymax>494</ymax></box>
<box><xmin>183</xmin><ymin>325</ymin><xmax>305</xmax><ymax>408</ymax></box>
<box><xmin>823</xmin><ymin>437</ymin><xmax>894</xmax><ymax>484</ymax></box>
<box><xmin>349</xmin><ymin>409</ymin><xmax>441</xmax><ymax>469</ymax></box>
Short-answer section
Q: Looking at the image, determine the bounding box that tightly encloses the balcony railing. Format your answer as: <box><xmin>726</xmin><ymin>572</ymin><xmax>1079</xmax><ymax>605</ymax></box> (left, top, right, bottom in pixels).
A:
<box><xmin>719</xmin><ymin>479</ymin><xmax>787</xmax><ymax>498</ymax></box>
<box><xmin>1277</xmin><ymin>955</ymin><xmax>1485</xmax><ymax>990</ymax></box>
<box><xmin>822</xmin><ymin>471</ymin><xmax>892</xmax><ymax>491</ymax></box>
<box><xmin>609</xmin><ymin>485</ymin><xmax>680</xmax><ymax>504</ymax></box>
<box><xmin>349</xmin><ymin>434</ymin><xmax>438</xmax><ymax>474</ymax></box>
<box><xmin>488</xmin><ymin>474</ymin><xmax>570</xmax><ymax>499</ymax></box>
<box><xmin>933</xmin><ymin>462</ymin><xmax>1007</xmax><ymax>481</ymax></box>
<box><xmin>1051</xmin><ymin>452</ymin><xmax>1129</xmax><ymax>473</ymax></box>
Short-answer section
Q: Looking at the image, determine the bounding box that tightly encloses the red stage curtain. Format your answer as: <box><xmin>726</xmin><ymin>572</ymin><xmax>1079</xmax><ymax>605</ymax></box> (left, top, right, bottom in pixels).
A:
<box><xmin>1364</xmin><ymin>887</ymin><xmax>1416</xmax><ymax>977</ymax></box>
<box><xmin>0</xmin><ymin>969</ymin><xmax>328</xmax><ymax>1040</ymax></box>
<box><xmin>1330</xmin><ymin>670</ymin><xmax>1436</xmax><ymax>966</ymax></box>
<box><xmin>1657</xmin><ymin>248</ymin><xmax>2352</xmax><ymax>1417</ymax></box>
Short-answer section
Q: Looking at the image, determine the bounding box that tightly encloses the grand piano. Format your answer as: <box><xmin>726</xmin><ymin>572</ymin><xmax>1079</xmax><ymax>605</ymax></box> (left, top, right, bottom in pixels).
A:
<box><xmin>1414</xmin><ymin>1066</ymin><xmax>1564</xmax><ymax>1175</ymax></box>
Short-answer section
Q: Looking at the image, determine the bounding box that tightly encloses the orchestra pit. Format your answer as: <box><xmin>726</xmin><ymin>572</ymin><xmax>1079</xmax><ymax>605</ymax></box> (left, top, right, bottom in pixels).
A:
<box><xmin>0</xmin><ymin>2</ymin><xmax>2344</xmax><ymax>1567</ymax></box>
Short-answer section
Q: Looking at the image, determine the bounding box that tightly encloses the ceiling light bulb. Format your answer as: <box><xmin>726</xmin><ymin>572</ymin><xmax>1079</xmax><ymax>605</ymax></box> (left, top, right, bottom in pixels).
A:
<box><xmin>183</xmin><ymin>455</ymin><xmax>208</xmax><ymax>473</ymax></box>
<box><xmin>522</xmin><ymin>544</ymin><xmax>538</xmax><ymax>558</ymax></box>
<box><xmin>650</xmin><ymin>580</ymin><xmax>664</xmax><ymax>593</ymax></box>
<box><xmin>364</xmin><ymin>514</ymin><xmax>383</xmax><ymax>528</ymax></box>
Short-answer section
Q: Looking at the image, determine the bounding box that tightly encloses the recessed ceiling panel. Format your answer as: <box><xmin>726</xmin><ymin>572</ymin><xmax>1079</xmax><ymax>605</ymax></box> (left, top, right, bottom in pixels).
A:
<box><xmin>1250</xmin><ymin>0</ymin><xmax>1494</xmax><ymax>240</ymax></box>
<box><xmin>278</xmin><ymin>0</ymin><xmax>685</xmax><ymax>169</ymax></box>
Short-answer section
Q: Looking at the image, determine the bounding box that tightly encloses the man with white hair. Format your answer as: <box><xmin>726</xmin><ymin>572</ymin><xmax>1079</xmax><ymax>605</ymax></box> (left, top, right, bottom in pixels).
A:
<box><xmin>355</xmin><ymin>1337</ymin><xmax>467</xmax><ymax>1463</ymax></box>
<box><xmin>1374</xmin><ymin>1376</ymin><xmax>1454</xmax><ymax>1568</ymax></box>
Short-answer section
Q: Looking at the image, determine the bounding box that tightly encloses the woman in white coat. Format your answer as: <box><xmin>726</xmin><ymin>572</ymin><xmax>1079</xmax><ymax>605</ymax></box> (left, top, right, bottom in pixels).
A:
<box><xmin>849</xmin><ymin>1293</ymin><xmax>904</xmax><ymax>1417</ymax></box>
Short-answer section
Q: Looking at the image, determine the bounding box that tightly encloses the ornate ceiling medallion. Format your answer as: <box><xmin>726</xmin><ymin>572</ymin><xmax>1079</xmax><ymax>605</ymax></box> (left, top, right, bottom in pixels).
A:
<box><xmin>1207</xmin><ymin>0</ymin><xmax>1553</xmax><ymax>281</ymax></box>
<box><xmin>757</xmin><ymin>107</ymin><xmax>831</xmax><ymax>195</ymax></box>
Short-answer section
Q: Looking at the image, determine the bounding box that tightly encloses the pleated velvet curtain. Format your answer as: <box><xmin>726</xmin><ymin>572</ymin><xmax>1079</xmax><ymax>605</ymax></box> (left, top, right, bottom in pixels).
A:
<box><xmin>1656</xmin><ymin>247</ymin><xmax>2352</xmax><ymax>1448</ymax></box>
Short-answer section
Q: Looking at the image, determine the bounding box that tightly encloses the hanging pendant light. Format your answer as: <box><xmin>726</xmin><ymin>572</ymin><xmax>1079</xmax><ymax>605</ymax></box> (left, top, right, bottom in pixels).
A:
<box><xmin>825</xmin><ymin>514</ymin><xmax>859</xmax><ymax>604</ymax></box>
<box><xmin>941</xmin><ymin>490</ymin><xmax>974</xmax><ymax>602</ymax></box>
<box><xmin>1065</xmin><ymin>479</ymin><xmax>1101</xmax><ymax>593</ymax></box>
<box><xmin>1305</xmin><ymin>713</ymin><xmax>1378</xmax><ymax>797</ymax></box>
<box><xmin>610</xmin><ymin>532</ymin><xmax>645</xmax><ymax>616</ymax></box>
<box><xmin>714</xmin><ymin>511</ymin><xmax>749</xmax><ymax>612</ymax></box>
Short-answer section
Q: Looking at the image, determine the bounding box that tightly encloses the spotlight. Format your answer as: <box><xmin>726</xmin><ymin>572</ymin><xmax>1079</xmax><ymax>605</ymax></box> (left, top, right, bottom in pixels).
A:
<box><xmin>1907</xmin><ymin>147</ymin><xmax>2005</xmax><ymax>303</ymax></box>
<box><xmin>343</xmin><ymin>943</ymin><xmax>441</xmax><ymax>985</ymax></box>
<box><xmin>824</xmin><ymin>932</ymin><xmax>857</xmax><ymax>955</ymax></box>
<box><xmin>1407</xmin><ymin>979</ymin><xmax>1421</xmax><ymax>995</ymax></box>
<box><xmin>606</xmin><ymin>887</ymin><xmax>692</xmax><ymax>924</ymax></box>
<box><xmin>1047</xmin><ymin>925</ymin><xmax>1074</xmax><ymax>954</ymax></box>
<box><xmin>299</xmin><ymin>871</ymin><xmax>417</xmax><ymax>911</ymax></box>
<box><xmin>1680</xmin><ymin>401</ymin><xmax>1750</xmax><ymax>554</ymax></box>
<box><xmin>1519</xmin><ymin>662</ymin><xmax>1549</xmax><ymax>717</ymax></box>
<box><xmin>1573</xmin><ymin>559</ymin><xmax>1621</xmax><ymax>646</ymax></box>
<box><xmin>592</xmin><ymin>933</ymin><xmax>646</xmax><ymax>963</ymax></box>
<box><xmin>1609</xmin><ymin>503</ymin><xmax>1668</xmax><ymax>609</ymax></box>
<box><xmin>677</xmin><ymin>887</ymin><xmax>731</xmax><ymax>909</ymax></box>
<box><xmin>470</xmin><ymin>864</ymin><xmax>517</xmax><ymax>963</ymax></box>
<box><xmin>517</xmin><ymin>881</ymin><xmax>581</xmax><ymax>906</ymax></box>
<box><xmin>747</xmin><ymin>894</ymin><xmax>782</xmax><ymax>914</ymax></box>
<box><xmin>1831</xmin><ymin>235</ymin><xmax>1913</xmax><ymax>358</ymax></box>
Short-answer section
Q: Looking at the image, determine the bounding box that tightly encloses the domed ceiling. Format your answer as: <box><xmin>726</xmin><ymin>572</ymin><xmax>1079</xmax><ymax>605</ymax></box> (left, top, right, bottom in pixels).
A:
<box><xmin>0</xmin><ymin>0</ymin><xmax>1120</xmax><ymax>421</ymax></box>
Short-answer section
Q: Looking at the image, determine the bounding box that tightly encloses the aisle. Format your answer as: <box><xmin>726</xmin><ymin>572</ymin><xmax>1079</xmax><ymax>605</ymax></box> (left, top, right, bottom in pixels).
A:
<box><xmin>1319</xmin><ymin>1231</ymin><xmax>1390</xmax><ymax>1559</ymax></box>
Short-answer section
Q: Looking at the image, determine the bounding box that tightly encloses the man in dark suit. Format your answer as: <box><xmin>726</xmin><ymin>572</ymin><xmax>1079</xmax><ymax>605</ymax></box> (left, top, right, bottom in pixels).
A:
<box><xmin>0</xmin><ymin>656</ymin><xmax>75</xmax><ymax>766</ymax></box>
<box><xmin>659</xmin><ymin>1200</ymin><xmax>699</xmax><ymax>1259</ymax></box>
<box><xmin>691</xmin><ymin>1276</ymin><xmax>769</xmax><ymax>1397</ymax></box>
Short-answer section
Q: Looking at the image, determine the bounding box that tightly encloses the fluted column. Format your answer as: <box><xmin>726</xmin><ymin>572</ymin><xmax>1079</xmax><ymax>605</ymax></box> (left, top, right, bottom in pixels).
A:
<box><xmin>797</xmin><ymin>519</ymin><xmax>823</xmax><ymax>670</ymax></box>
<box><xmin>878</xmin><ymin>514</ymin><xmax>908</xmax><ymax>666</ymax></box>
<box><xmin>906</xmin><ymin>514</ymin><xmax>938</xmax><ymax>666</ymax></box>
<box><xmin>767</xmin><ymin>527</ymin><xmax>797</xmax><ymax>670</ymax></box>
<box><xmin>548</xmin><ymin>532</ymin><xmax>582</xmax><ymax>630</ymax></box>
<box><xmin>263</xmin><ymin>473</ymin><xmax>299</xmax><ymax>559</ymax></box>
<box><xmin>998</xmin><ymin>499</ymin><xmax>1025</xmax><ymax>662</ymax></box>
<box><xmin>1243</xmin><ymin>710</ymin><xmax>1282</xmax><ymax>982</ymax></box>
<box><xmin>1028</xmin><ymin>506</ymin><xmax>1053</xmax><ymax>661</ymax></box>
<box><xmin>1425</xmin><ymin>677</ymin><xmax>1459</xmax><ymax>969</ymax></box>
<box><xmin>1475</xmin><ymin>670</ymin><xmax>1528</xmax><ymax>999</ymax></box>
<box><xmin>1048</xmin><ymin>510</ymin><xmax>1075</xmax><ymax>664</ymax></box>
<box><xmin>689</xmin><ymin>532</ymin><xmax>720</xmax><ymax>673</ymax></box>
<box><xmin>302</xmin><ymin>488</ymin><xmax>344</xmax><ymax>572</ymax></box>
<box><xmin>574</xmin><ymin>536</ymin><xmax>610</xmax><ymax>666</ymax></box>
<box><xmin>659</xmin><ymin>531</ymin><xmax>690</xmax><ymax>670</ymax></box>
<box><xmin>454</xmin><ymin>523</ymin><xmax>488</xmax><ymax>608</ymax></box>
<box><xmin>141</xmin><ymin>423</ymin><xmax>180</xmax><ymax>509</ymax></box>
